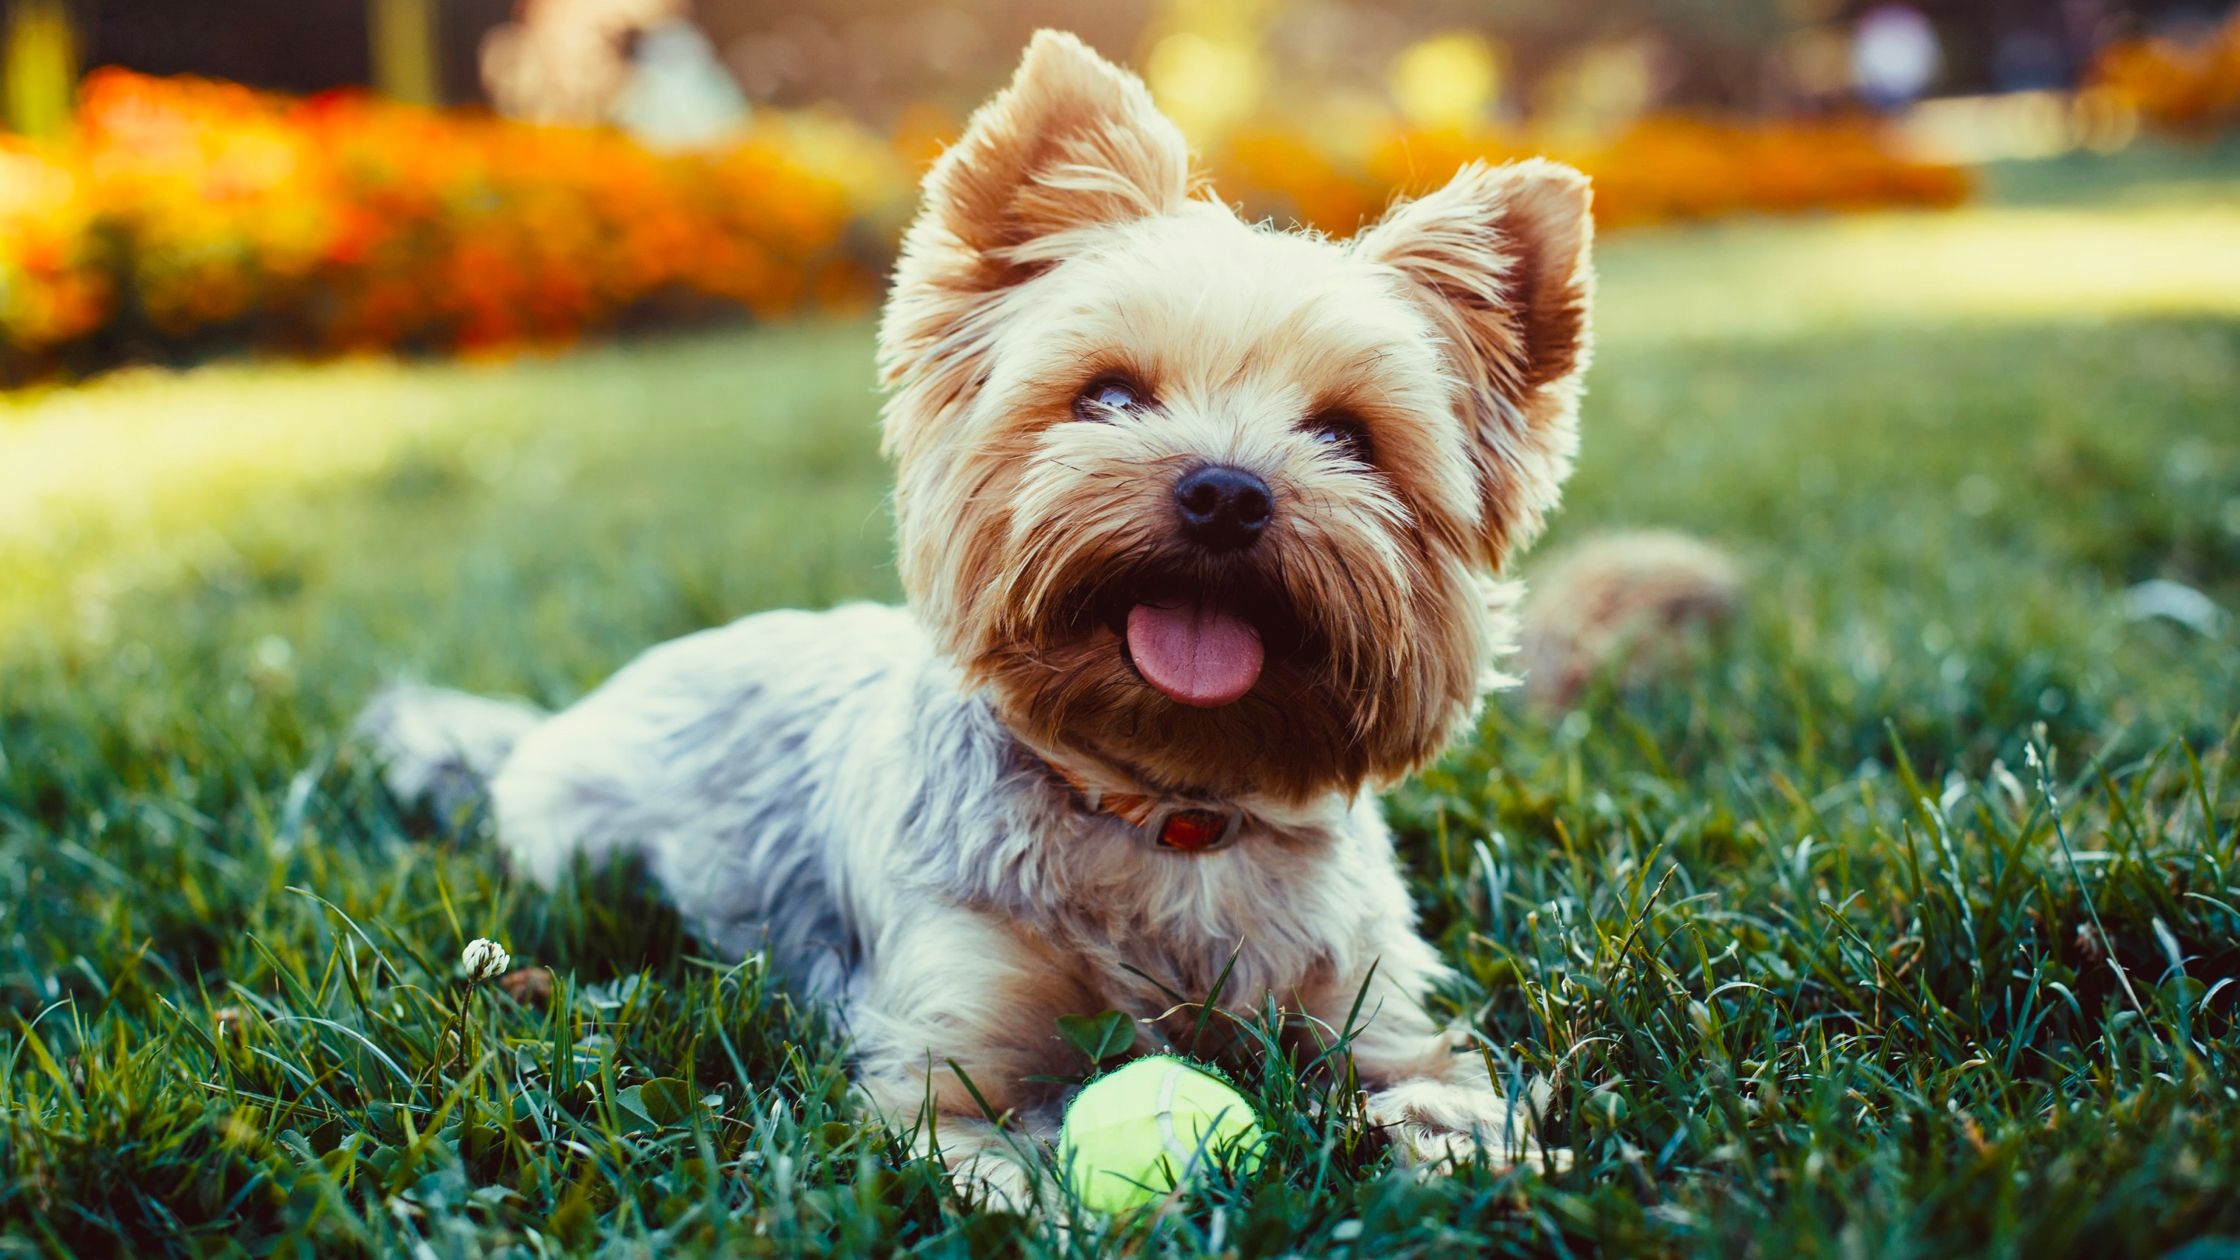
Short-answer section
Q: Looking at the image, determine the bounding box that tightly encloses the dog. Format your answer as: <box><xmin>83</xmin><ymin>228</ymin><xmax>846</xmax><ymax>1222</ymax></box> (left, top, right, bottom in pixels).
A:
<box><xmin>362</xmin><ymin>30</ymin><xmax>1608</xmax><ymax>1205</ymax></box>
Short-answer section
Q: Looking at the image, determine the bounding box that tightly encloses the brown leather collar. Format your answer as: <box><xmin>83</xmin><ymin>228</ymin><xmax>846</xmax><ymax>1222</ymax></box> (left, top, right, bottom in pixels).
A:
<box><xmin>1039</xmin><ymin>757</ymin><xmax>1243</xmax><ymax>853</ymax></box>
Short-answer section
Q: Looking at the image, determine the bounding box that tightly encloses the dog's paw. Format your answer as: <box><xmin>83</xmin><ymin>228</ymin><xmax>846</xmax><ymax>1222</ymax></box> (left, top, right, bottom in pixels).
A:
<box><xmin>1364</xmin><ymin>1078</ymin><xmax>1572</xmax><ymax>1175</ymax></box>
<box><xmin>945</xmin><ymin>1149</ymin><xmax>1042</xmax><ymax>1214</ymax></box>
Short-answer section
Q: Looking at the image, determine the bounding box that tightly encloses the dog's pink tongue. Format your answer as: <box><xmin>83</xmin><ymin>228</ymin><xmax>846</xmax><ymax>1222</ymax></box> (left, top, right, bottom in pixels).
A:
<box><xmin>1125</xmin><ymin>600</ymin><xmax>1263</xmax><ymax>708</ymax></box>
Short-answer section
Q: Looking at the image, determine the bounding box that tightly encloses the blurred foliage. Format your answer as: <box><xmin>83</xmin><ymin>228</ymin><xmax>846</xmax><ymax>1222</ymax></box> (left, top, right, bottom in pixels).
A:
<box><xmin>1213</xmin><ymin>110</ymin><xmax>1969</xmax><ymax>236</ymax></box>
<box><xmin>367</xmin><ymin>0</ymin><xmax>441</xmax><ymax>108</ymax></box>
<box><xmin>2091</xmin><ymin>6</ymin><xmax>2240</xmax><ymax>139</ymax></box>
<box><xmin>1</xmin><ymin>0</ymin><xmax>76</xmax><ymax>141</ymax></box>
<box><xmin>0</xmin><ymin>70</ymin><xmax>898</xmax><ymax>381</ymax></box>
<box><xmin>2</xmin><ymin>64</ymin><xmax>1967</xmax><ymax>384</ymax></box>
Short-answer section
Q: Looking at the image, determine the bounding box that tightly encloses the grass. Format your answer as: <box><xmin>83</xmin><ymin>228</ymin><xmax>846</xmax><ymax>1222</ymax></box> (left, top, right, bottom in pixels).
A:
<box><xmin>2</xmin><ymin>149</ymin><xmax>2237</xmax><ymax>1256</ymax></box>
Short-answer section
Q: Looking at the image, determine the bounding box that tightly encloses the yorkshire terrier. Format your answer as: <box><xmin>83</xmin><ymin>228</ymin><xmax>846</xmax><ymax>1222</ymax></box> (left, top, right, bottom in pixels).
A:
<box><xmin>364</xmin><ymin>30</ymin><xmax>1605</xmax><ymax>1205</ymax></box>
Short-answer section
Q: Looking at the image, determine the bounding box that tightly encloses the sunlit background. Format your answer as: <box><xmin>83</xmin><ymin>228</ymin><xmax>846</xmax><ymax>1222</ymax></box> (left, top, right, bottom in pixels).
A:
<box><xmin>3</xmin><ymin>0</ymin><xmax>2236</xmax><ymax>377</ymax></box>
<box><xmin>1</xmin><ymin>1</ymin><xmax>2236</xmax><ymax>637</ymax></box>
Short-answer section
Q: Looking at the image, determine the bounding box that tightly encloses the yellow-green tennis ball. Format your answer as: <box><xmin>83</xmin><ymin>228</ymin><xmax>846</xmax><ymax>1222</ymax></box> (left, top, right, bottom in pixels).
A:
<box><xmin>1059</xmin><ymin>1055</ymin><xmax>1265</xmax><ymax>1212</ymax></box>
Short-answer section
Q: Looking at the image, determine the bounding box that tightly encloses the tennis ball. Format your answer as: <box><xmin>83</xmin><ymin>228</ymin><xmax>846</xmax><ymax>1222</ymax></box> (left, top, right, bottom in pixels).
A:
<box><xmin>1059</xmin><ymin>1055</ymin><xmax>1265</xmax><ymax>1212</ymax></box>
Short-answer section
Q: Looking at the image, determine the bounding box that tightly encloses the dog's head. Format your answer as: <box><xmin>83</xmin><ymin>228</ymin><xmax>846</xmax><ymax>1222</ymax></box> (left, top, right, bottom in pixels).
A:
<box><xmin>877</xmin><ymin>32</ymin><xmax>1593</xmax><ymax>803</ymax></box>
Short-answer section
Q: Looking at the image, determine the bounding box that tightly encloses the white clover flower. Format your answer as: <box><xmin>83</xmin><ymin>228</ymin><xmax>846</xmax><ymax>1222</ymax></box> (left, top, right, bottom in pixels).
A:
<box><xmin>461</xmin><ymin>938</ymin><xmax>511</xmax><ymax>983</ymax></box>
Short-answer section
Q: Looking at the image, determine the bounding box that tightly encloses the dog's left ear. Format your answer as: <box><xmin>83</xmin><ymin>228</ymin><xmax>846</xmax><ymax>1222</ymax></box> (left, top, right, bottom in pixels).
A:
<box><xmin>880</xmin><ymin>31</ymin><xmax>1190</xmax><ymax>446</ymax></box>
<box><xmin>1354</xmin><ymin>159</ymin><xmax>1595</xmax><ymax>565</ymax></box>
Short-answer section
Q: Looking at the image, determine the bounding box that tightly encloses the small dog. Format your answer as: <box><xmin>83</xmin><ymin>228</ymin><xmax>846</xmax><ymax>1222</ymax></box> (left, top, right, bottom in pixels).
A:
<box><xmin>364</xmin><ymin>30</ymin><xmax>1599</xmax><ymax>1204</ymax></box>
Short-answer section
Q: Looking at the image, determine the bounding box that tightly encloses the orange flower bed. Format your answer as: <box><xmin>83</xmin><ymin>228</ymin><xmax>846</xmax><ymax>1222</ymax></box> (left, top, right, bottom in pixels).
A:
<box><xmin>2090</xmin><ymin>10</ymin><xmax>2240</xmax><ymax>138</ymax></box>
<box><xmin>0</xmin><ymin>138</ymin><xmax>112</xmax><ymax>353</ymax></box>
<box><xmin>2</xmin><ymin>69</ymin><xmax>1971</xmax><ymax>382</ymax></box>
<box><xmin>2</xmin><ymin>70</ymin><xmax>896</xmax><ymax>377</ymax></box>
<box><xmin>1211</xmin><ymin>113</ymin><xmax>1970</xmax><ymax>237</ymax></box>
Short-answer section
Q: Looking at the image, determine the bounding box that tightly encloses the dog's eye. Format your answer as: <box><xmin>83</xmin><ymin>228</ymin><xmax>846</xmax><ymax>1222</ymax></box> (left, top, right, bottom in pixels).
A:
<box><xmin>1075</xmin><ymin>376</ymin><xmax>1144</xmax><ymax>420</ymax></box>
<box><xmin>1307</xmin><ymin>412</ymin><xmax>1373</xmax><ymax>464</ymax></box>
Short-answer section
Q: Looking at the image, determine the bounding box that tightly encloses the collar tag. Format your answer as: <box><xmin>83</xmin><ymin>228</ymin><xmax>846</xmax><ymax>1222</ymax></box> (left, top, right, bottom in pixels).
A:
<box><xmin>1147</xmin><ymin>805</ymin><xmax>1241</xmax><ymax>853</ymax></box>
<box><xmin>1033</xmin><ymin>751</ymin><xmax>1243</xmax><ymax>854</ymax></box>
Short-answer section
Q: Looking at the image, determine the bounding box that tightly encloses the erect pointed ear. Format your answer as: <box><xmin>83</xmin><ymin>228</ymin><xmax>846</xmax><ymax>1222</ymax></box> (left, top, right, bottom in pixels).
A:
<box><xmin>879</xmin><ymin>31</ymin><xmax>1191</xmax><ymax>427</ymax></box>
<box><xmin>1354</xmin><ymin>159</ymin><xmax>1595</xmax><ymax>564</ymax></box>
<box><xmin>912</xmin><ymin>30</ymin><xmax>1189</xmax><ymax>275</ymax></box>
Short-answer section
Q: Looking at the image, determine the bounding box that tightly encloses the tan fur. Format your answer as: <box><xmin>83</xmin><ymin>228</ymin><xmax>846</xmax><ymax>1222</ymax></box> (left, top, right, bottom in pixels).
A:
<box><xmin>879</xmin><ymin>31</ymin><xmax>1593</xmax><ymax>808</ymax></box>
<box><xmin>1354</xmin><ymin>160</ymin><xmax>1595</xmax><ymax>565</ymax></box>
<box><xmin>1518</xmin><ymin>530</ymin><xmax>1743</xmax><ymax>709</ymax></box>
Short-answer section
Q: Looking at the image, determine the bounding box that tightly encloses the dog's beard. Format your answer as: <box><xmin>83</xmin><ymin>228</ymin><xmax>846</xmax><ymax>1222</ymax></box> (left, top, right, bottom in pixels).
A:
<box><xmin>940</xmin><ymin>460</ymin><xmax>1494</xmax><ymax>803</ymax></box>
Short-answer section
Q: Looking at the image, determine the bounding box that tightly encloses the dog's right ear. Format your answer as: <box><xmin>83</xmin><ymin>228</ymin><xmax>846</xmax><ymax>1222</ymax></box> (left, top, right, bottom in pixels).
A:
<box><xmin>879</xmin><ymin>31</ymin><xmax>1190</xmax><ymax>440</ymax></box>
<box><xmin>1353</xmin><ymin>159</ymin><xmax>1595</xmax><ymax>567</ymax></box>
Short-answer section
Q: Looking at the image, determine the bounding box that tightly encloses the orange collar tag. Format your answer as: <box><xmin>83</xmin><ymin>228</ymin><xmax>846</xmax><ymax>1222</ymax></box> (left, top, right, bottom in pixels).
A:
<box><xmin>1154</xmin><ymin>807</ymin><xmax>1235</xmax><ymax>852</ymax></box>
<box><xmin>1040</xmin><ymin>758</ymin><xmax>1242</xmax><ymax>854</ymax></box>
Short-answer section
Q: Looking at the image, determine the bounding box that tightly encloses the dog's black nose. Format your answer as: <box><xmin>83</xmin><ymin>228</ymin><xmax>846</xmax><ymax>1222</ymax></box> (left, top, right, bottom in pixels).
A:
<box><xmin>1173</xmin><ymin>465</ymin><xmax>1273</xmax><ymax>551</ymax></box>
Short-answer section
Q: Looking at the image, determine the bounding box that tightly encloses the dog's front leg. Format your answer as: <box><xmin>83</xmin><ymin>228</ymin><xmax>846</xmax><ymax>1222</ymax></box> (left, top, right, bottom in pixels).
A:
<box><xmin>846</xmin><ymin>903</ymin><xmax>1100</xmax><ymax>1210</ymax></box>
<box><xmin>1324</xmin><ymin>921</ymin><xmax>1561</xmax><ymax>1174</ymax></box>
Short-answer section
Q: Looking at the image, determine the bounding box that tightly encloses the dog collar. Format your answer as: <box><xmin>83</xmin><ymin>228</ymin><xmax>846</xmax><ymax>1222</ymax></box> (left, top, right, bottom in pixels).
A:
<box><xmin>1038</xmin><ymin>758</ymin><xmax>1243</xmax><ymax>853</ymax></box>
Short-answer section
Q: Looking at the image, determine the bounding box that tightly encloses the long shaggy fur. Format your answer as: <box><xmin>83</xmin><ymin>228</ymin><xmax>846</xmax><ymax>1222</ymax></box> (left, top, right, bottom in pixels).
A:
<box><xmin>1518</xmin><ymin>530</ymin><xmax>1743</xmax><ymax>710</ymax></box>
<box><xmin>362</xmin><ymin>30</ymin><xmax>1606</xmax><ymax>1202</ymax></box>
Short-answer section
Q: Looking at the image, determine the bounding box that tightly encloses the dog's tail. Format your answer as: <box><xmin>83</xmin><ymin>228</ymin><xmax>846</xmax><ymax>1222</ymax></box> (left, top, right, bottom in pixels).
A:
<box><xmin>353</xmin><ymin>684</ymin><xmax>545</xmax><ymax>819</ymax></box>
<box><xmin>1515</xmin><ymin>530</ymin><xmax>1743</xmax><ymax>711</ymax></box>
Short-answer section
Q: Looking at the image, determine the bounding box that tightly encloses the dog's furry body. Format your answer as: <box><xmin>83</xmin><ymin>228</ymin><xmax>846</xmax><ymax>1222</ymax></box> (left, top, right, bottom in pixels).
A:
<box><xmin>469</xmin><ymin>601</ymin><xmax>1422</xmax><ymax>1014</ymax></box>
<box><xmin>369</xmin><ymin>603</ymin><xmax>1493</xmax><ymax>1201</ymax></box>
<box><xmin>362</xmin><ymin>31</ymin><xmax>1617</xmax><ymax>1201</ymax></box>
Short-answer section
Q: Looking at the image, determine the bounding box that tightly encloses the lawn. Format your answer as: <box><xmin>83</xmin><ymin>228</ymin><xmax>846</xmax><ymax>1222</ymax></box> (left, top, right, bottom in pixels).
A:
<box><xmin>2</xmin><ymin>150</ymin><xmax>2238</xmax><ymax>1256</ymax></box>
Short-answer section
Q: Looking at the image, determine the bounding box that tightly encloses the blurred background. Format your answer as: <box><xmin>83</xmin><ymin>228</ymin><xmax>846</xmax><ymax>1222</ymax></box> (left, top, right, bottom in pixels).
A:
<box><xmin>2</xmin><ymin>0</ymin><xmax>2236</xmax><ymax>378</ymax></box>
<box><xmin>2</xmin><ymin>0</ymin><xmax>2236</xmax><ymax>714</ymax></box>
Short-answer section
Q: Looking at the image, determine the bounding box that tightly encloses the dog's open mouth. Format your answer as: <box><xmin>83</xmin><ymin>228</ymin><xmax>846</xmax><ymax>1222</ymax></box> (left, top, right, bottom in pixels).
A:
<box><xmin>1123</xmin><ymin>597</ymin><xmax>1263</xmax><ymax>707</ymax></box>
<box><xmin>1079</xmin><ymin>574</ymin><xmax>1305</xmax><ymax>709</ymax></box>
